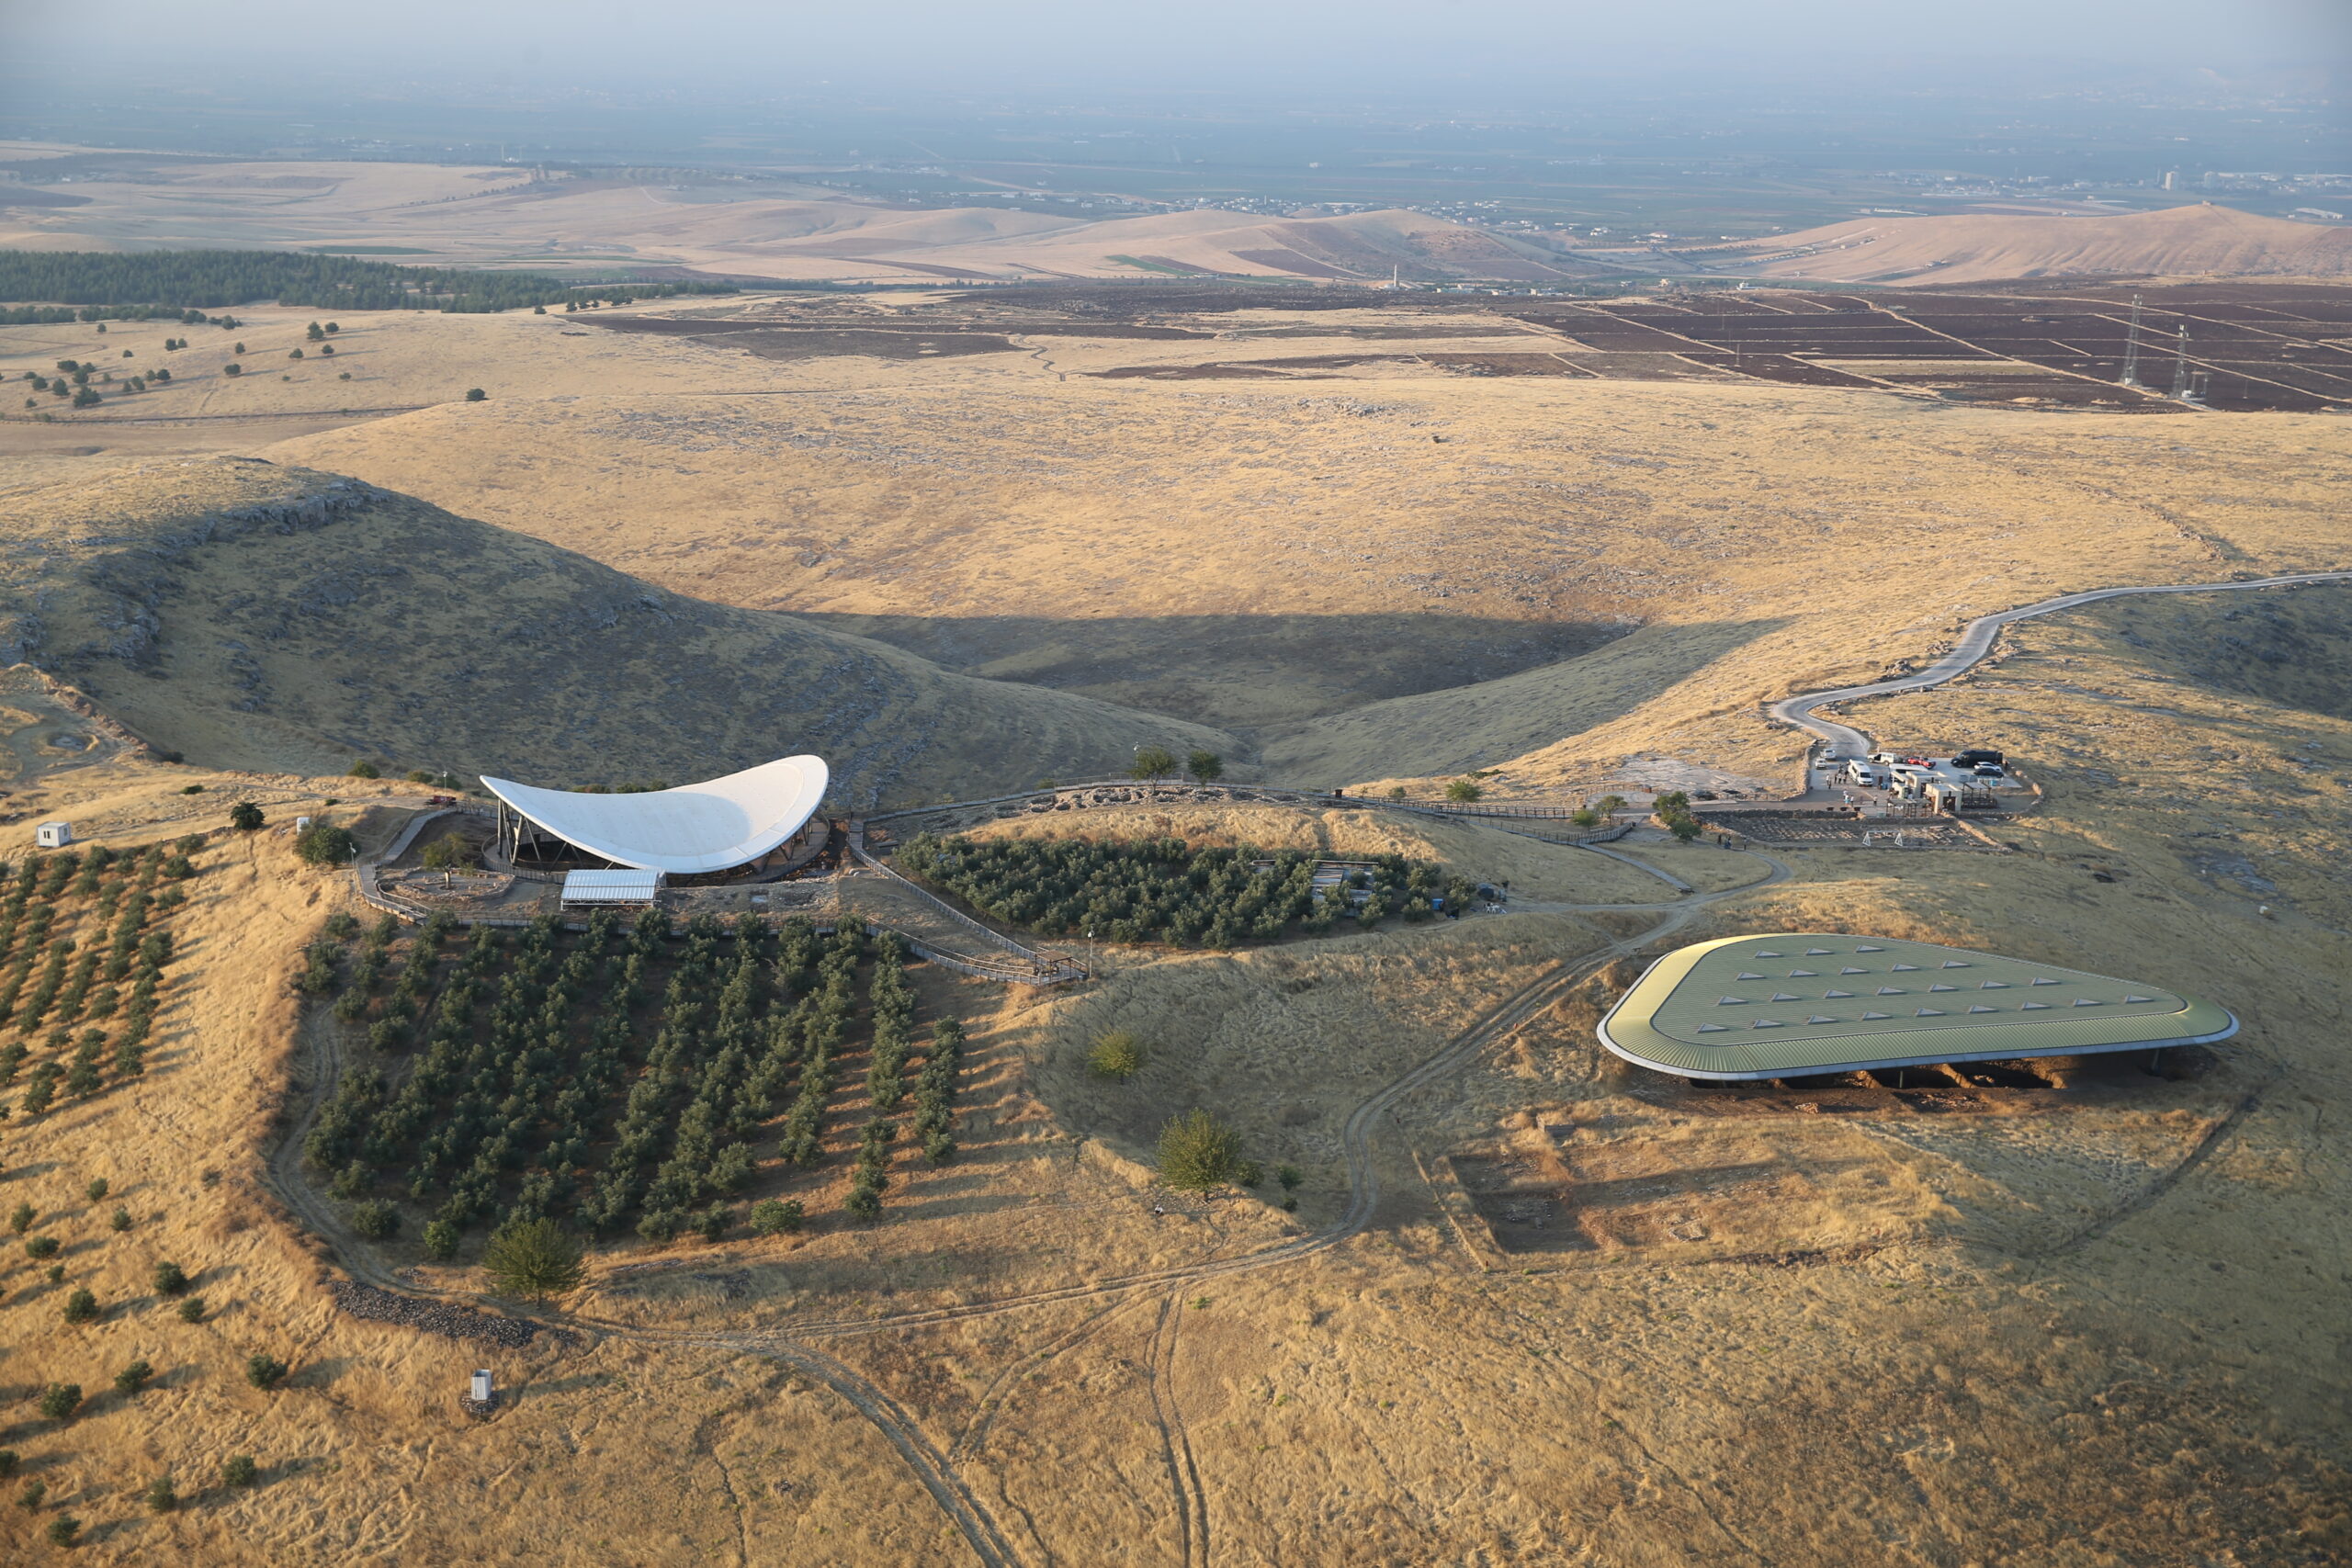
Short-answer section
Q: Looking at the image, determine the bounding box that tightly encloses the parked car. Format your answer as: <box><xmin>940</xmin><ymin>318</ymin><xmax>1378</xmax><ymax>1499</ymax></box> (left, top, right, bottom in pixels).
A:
<box><xmin>1972</xmin><ymin>765</ymin><xmax>2006</xmax><ymax>780</ymax></box>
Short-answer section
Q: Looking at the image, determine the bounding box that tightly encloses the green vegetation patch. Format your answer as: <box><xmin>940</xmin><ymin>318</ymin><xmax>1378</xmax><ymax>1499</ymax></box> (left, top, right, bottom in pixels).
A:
<box><xmin>0</xmin><ymin>249</ymin><xmax>738</xmax><ymax>315</ymax></box>
<box><xmin>897</xmin><ymin>834</ymin><xmax>1472</xmax><ymax>946</ymax></box>
<box><xmin>0</xmin><ymin>840</ymin><xmax>195</xmax><ymax>1117</ymax></box>
<box><xmin>303</xmin><ymin>913</ymin><xmax>967</xmax><ymax>1247</ymax></box>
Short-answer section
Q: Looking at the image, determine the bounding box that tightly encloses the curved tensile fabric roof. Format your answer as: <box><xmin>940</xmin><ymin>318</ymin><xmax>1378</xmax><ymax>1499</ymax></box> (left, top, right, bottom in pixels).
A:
<box><xmin>1598</xmin><ymin>933</ymin><xmax>2236</xmax><ymax>1081</ymax></box>
<box><xmin>481</xmin><ymin>756</ymin><xmax>829</xmax><ymax>874</ymax></box>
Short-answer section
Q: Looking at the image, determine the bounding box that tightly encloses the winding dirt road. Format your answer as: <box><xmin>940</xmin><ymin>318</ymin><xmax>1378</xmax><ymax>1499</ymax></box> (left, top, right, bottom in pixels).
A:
<box><xmin>1770</xmin><ymin>570</ymin><xmax>2352</xmax><ymax>758</ymax></box>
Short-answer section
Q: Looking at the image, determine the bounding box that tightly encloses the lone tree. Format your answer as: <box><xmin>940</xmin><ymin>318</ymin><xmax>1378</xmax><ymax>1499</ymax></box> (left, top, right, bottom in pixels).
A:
<box><xmin>229</xmin><ymin>800</ymin><xmax>265</xmax><ymax>831</ymax></box>
<box><xmin>1186</xmin><ymin>750</ymin><xmax>1224</xmax><ymax>784</ymax></box>
<box><xmin>1130</xmin><ymin>746</ymin><xmax>1178</xmax><ymax>782</ymax></box>
<box><xmin>464</xmin><ymin>388</ymin><xmax>487</xmax><ymax>402</ymax></box>
<box><xmin>346</xmin><ymin>760</ymin><xmax>379</xmax><ymax>779</ymax></box>
<box><xmin>37</xmin><ymin>1382</ymin><xmax>82</xmax><ymax>1421</ymax></box>
<box><xmin>1445</xmin><ymin>778</ymin><xmax>1483</xmax><ymax>803</ymax></box>
<box><xmin>1087</xmin><ymin>1031</ymin><xmax>1147</xmax><ymax>1080</ymax></box>
<box><xmin>481</xmin><ymin>1217</ymin><xmax>585</xmax><ymax>1302</ymax></box>
<box><xmin>421</xmin><ymin>834</ymin><xmax>472</xmax><ymax>872</ymax></box>
<box><xmin>245</xmin><ymin>1353</ymin><xmax>289</xmax><ymax>1391</ymax></box>
<box><xmin>1158</xmin><ymin>1109</ymin><xmax>1246</xmax><ymax>1192</ymax></box>
<box><xmin>294</xmin><ymin>824</ymin><xmax>357</xmax><ymax>866</ymax></box>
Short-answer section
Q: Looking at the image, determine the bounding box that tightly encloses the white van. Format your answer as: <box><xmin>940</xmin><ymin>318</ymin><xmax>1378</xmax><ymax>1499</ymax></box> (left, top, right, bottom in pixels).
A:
<box><xmin>1843</xmin><ymin>761</ymin><xmax>1886</xmax><ymax>788</ymax></box>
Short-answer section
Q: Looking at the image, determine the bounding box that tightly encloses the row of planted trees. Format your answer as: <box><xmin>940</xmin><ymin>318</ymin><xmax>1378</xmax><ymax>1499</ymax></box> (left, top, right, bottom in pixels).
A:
<box><xmin>0</xmin><ymin>841</ymin><xmax>195</xmax><ymax>1119</ymax></box>
<box><xmin>897</xmin><ymin>834</ymin><xmax>1476</xmax><ymax>946</ymax></box>
<box><xmin>302</xmin><ymin>910</ymin><xmax>969</xmax><ymax>1254</ymax></box>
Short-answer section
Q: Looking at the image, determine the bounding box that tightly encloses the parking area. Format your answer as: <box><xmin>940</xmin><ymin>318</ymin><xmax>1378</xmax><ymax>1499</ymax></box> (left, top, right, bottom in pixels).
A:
<box><xmin>1803</xmin><ymin>746</ymin><xmax>2033</xmax><ymax>815</ymax></box>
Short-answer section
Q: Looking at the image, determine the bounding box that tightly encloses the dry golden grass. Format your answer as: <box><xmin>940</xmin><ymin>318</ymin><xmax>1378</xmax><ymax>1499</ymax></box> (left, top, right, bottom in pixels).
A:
<box><xmin>0</xmin><ymin>457</ymin><xmax>1228</xmax><ymax>801</ymax></box>
<box><xmin>0</xmin><ymin>581</ymin><xmax>2345</xmax><ymax>1565</ymax></box>
<box><xmin>1707</xmin><ymin>201</ymin><xmax>2352</xmax><ymax>286</ymax></box>
<box><xmin>247</xmin><ymin>300</ymin><xmax>2352</xmax><ymax>796</ymax></box>
<box><xmin>0</xmin><ymin>273</ymin><xmax>2348</xmax><ymax>1562</ymax></box>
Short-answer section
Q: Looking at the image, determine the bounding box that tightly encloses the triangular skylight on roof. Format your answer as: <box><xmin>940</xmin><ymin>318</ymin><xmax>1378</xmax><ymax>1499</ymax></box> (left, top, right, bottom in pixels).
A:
<box><xmin>1736</xmin><ymin>971</ymin><xmax>1764</xmax><ymax>980</ymax></box>
<box><xmin>1862</xmin><ymin>1010</ymin><xmax>1891</xmax><ymax>1020</ymax></box>
<box><xmin>1893</xmin><ymin>964</ymin><xmax>1921</xmax><ymax>972</ymax></box>
<box><xmin>1841</xmin><ymin>966</ymin><xmax>1867</xmax><ymax>975</ymax></box>
<box><xmin>1825</xmin><ymin>988</ymin><xmax>1854</xmax><ymax>998</ymax></box>
<box><xmin>1917</xmin><ymin>1007</ymin><xmax>1943</xmax><ymax>1016</ymax></box>
<box><xmin>1805</xmin><ymin>948</ymin><xmax>1833</xmax><ymax>955</ymax></box>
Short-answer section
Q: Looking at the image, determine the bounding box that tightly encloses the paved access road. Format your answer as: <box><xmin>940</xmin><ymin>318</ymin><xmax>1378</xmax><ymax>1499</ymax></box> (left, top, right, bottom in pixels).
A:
<box><xmin>1770</xmin><ymin>570</ymin><xmax>2352</xmax><ymax>759</ymax></box>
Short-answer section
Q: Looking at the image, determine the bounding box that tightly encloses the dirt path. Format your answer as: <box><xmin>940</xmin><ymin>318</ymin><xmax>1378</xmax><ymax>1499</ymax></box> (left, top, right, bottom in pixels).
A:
<box><xmin>1770</xmin><ymin>570</ymin><xmax>2352</xmax><ymax>758</ymax></box>
<box><xmin>263</xmin><ymin>851</ymin><xmax>1790</xmax><ymax>1565</ymax></box>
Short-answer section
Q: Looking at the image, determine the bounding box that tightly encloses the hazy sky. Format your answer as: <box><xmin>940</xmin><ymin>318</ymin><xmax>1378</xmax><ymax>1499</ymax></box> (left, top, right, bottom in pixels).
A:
<box><xmin>8</xmin><ymin>0</ymin><xmax>2348</xmax><ymax>94</ymax></box>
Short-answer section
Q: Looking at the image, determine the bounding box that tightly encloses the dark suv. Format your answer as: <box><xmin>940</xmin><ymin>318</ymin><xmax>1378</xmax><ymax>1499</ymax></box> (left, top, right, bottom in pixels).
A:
<box><xmin>1951</xmin><ymin>749</ymin><xmax>2005</xmax><ymax>769</ymax></box>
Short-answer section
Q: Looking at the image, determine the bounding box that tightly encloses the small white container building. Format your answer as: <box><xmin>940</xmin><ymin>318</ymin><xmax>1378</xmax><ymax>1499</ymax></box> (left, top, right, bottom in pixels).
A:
<box><xmin>470</xmin><ymin>1369</ymin><xmax>493</xmax><ymax>1404</ymax></box>
<box><xmin>560</xmin><ymin>868</ymin><xmax>665</xmax><ymax>909</ymax></box>
<box><xmin>35</xmin><ymin>822</ymin><xmax>73</xmax><ymax>849</ymax></box>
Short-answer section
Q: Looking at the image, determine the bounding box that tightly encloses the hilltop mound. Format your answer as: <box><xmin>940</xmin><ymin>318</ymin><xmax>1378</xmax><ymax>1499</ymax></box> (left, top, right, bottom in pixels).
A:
<box><xmin>0</xmin><ymin>457</ymin><xmax>1229</xmax><ymax>802</ymax></box>
<box><xmin>1710</xmin><ymin>203</ymin><xmax>2352</xmax><ymax>286</ymax></box>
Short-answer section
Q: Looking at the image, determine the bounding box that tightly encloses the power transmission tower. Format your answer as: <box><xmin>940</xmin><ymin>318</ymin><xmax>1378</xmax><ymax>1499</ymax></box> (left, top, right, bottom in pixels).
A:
<box><xmin>2120</xmin><ymin>294</ymin><xmax>2145</xmax><ymax>388</ymax></box>
<box><xmin>2169</xmin><ymin>325</ymin><xmax>2194</xmax><ymax>400</ymax></box>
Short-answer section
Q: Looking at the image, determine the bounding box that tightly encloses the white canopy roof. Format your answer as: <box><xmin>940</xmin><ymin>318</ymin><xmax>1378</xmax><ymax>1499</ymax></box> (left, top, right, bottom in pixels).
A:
<box><xmin>482</xmin><ymin>755</ymin><xmax>829</xmax><ymax>874</ymax></box>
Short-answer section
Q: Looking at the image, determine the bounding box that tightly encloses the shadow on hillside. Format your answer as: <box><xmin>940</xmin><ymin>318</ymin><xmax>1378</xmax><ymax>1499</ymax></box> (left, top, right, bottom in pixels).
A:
<box><xmin>787</xmin><ymin>610</ymin><xmax>1635</xmax><ymax>729</ymax></box>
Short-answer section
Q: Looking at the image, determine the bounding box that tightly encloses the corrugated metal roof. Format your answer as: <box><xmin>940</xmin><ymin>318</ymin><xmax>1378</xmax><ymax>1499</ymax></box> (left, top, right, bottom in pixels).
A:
<box><xmin>1599</xmin><ymin>934</ymin><xmax>2235</xmax><ymax>1080</ymax></box>
<box><xmin>560</xmin><ymin>869</ymin><xmax>664</xmax><ymax>900</ymax></box>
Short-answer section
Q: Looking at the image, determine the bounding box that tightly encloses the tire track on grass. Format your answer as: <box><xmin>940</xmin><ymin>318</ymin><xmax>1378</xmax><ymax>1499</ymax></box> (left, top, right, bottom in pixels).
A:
<box><xmin>271</xmin><ymin>856</ymin><xmax>1790</xmax><ymax>1566</ymax></box>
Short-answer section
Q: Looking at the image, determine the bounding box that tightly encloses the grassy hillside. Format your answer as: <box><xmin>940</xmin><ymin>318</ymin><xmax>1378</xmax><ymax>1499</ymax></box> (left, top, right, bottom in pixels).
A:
<box><xmin>0</xmin><ymin>458</ymin><xmax>1231</xmax><ymax>804</ymax></box>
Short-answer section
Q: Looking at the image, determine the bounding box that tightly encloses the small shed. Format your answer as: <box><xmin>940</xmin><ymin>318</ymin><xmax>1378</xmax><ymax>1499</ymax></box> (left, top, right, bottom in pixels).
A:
<box><xmin>560</xmin><ymin>868</ymin><xmax>664</xmax><ymax>908</ymax></box>
<box><xmin>35</xmin><ymin>822</ymin><xmax>73</xmax><ymax>849</ymax></box>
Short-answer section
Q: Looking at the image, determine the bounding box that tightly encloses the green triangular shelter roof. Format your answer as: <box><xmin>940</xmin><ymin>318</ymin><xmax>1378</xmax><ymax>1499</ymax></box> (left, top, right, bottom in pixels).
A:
<box><xmin>1598</xmin><ymin>933</ymin><xmax>2236</xmax><ymax>1080</ymax></box>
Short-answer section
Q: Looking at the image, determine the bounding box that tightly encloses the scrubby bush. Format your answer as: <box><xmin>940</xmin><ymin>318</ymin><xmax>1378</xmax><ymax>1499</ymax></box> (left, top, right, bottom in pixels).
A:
<box><xmin>26</xmin><ymin>1235</ymin><xmax>58</xmax><ymax>1259</ymax></box>
<box><xmin>46</xmin><ymin>1517</ymin><xmax>78</xmax><ymax>1547</ymax></box>
<box><xmin>85</xmin><ymin>1178</ymin><xmax>107</xmax><ymax>1201</ymax></box>
<box><xmin>1187</xmin><ymin>750</ymin><xmax>1224</xmax><ymax>782</ymax></box>
<box><xmin>62</xmin><ymin>1288</ymin><xmax>98</xmax><ymax>1323</ymax></box>
<box><xmin>0</xmin><ymin>1451</ymin><xmax>16</xmax><ymax>1480</ymax></box>
<box><xmin>422</xmin><ymin>1219</ymin><xmax>458</xmax><ymax>1260</ymax></box>
<box><xmin>1128</xmin><ymin>746</ymin><xmax>1177</xmax><ymax>781</ymax></box>
<box><xmin>144</xmin><ymin>1474</ymin><xmax>177</xmax><ymax>1512</ymax></box>
<box><xmin>113</xmin><ymin>1359</ymin><xmax>153</xmax><ymax>1395</ymax></box>
<box><xmin>153</xmin><ymin>1260</ymin><xmax>189</xmax><ymax>1296</ymax></box>
<box><xmin>109</xmin><ymin>1207</ymin><xmax>130</xmax><ymax>1232</ymax></box>
<box><xmin>223</xmin><ymin>1455</ymin><xmax>258</xmax><ymax>1488</ymax></box>
<box><xmin>245</xmin><ymin>1353</ymin><xmax>289</xmax><ymax>1391</ymax></box>
<box><xmin>1445</xmin><ymin>778</ymin><xmax>1483</xmax><ymax>803</ymax></box>
<box><xmin>1087</xmin><ymin>1031</ymin><xmax>1147</xmax><ymax>1079</ymax></box>
<box><xmin>7</xmin><ymin>1202</ymin><xmax>31</xmax><ymax>1234</ymax></box>
<box><xmin>295</xmin><ymin>824</ymin><xmax>357</xmax><ymax>865</ymax></box>
<box><xmin>37</xmin><ymin>1382</ymin><xmax>81</xmax><ymax>1420</ymax></box>
<box><xmin>229</xmin><ymin>801</ymin><xmax>265</xmax><ymax>831</ymax></box>
<box><xmin>749</xmin><ymin>1198</ymin><xmax>804</xmax><ymax>1235</ymax></box>
<box><xmin>348</xmin><ymin>1199</ymin><xmax>399</xmax><ymax>1238</ymax></box>
<box><xmin>1158</xmin><ymin>1109</ymin><xmax>1246</xmax><ymax>1192</ymax></box>
<box><xmin>176</xmin><ymin>1296</ymin><xmax>207</xmax><ymax>1324</ymax></box>
<box><xmin>346</xmin><ymin>761</ymin><xmax>379</xmax><ymax>779</ymax></box>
